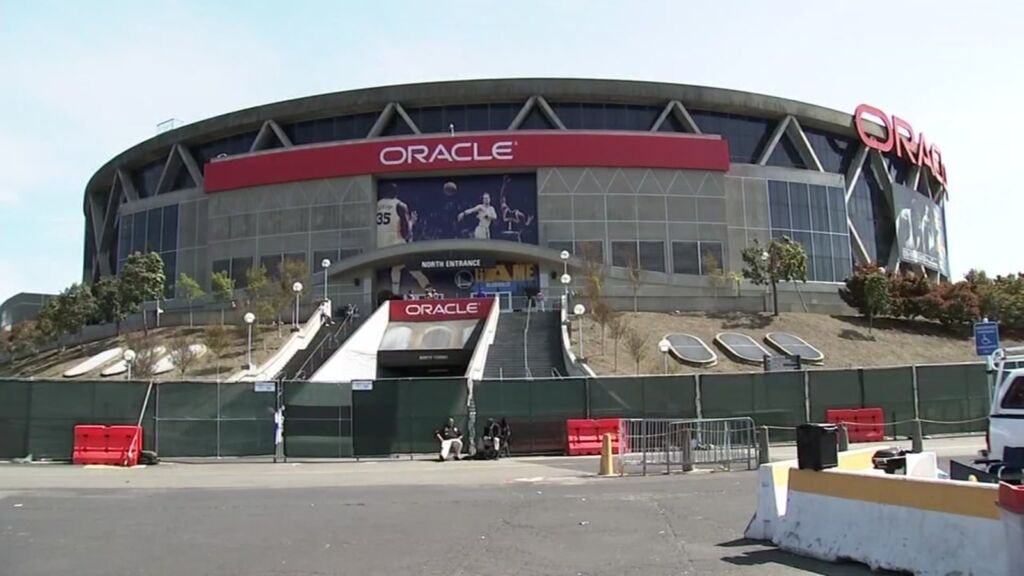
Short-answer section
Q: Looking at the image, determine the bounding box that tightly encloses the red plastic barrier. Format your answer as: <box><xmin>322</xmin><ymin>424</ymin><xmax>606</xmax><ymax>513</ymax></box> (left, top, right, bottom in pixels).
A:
<box><xmin>826</xmin><ymin>408</ymin><xmax>884</xmax><ymax>443</ymax></box>
<box><xmin>566</xmin><ymin>418</ymin><xmax>622</xmax><ymax>456</ymax></box>
<box><xmin>72</xmin><ymin>425</ymin><xmax>143</xmax><ymax>466</ymax></box>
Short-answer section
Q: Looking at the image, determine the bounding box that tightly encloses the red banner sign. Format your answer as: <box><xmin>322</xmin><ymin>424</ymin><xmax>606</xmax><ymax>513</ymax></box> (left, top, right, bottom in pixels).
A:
<box><xmin>854</xmin><ymin>104</ymin><xmax>947</xmax><ymax>187</ymax></box>
<box><xmin>204</xmin><ymin>131</ymin><xmax>730</xmax><ymax>193</ymax></box>
<box><xmin>389</xmin><ymin>298</ymin><xmax>494</xmax><ymax>322</ymax></box>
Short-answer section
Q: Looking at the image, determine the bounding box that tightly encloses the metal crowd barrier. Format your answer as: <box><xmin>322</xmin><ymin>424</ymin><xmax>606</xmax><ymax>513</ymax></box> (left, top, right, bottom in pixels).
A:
<box><xmin>617</xmin><ymin>417</ymin><xmax>757</xmax><ymax>475</ymax></box>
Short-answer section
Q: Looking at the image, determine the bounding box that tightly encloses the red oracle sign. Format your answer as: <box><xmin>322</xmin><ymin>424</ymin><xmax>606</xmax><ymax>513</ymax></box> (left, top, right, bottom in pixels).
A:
<box><xmin>854</xmin><ymin>104</ymin><xmax>948</xmax><ymax>187</ymax></box>
<box><xmin>204</xmin><ymin>131</ymin><xmax>730</xmax><ymax>193</ymax></box>
<box><xmin>389</xmin><ymin>298</ymin><xmax>494</xmax><ymax>322</ymax></box>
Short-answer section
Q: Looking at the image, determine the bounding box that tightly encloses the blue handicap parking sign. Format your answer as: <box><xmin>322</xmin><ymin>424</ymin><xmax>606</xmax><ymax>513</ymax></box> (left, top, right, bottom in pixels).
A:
<box><xmin>974</xmin><ymin>322</ymin><xmax>1000</xmax><ymax>356</ymax></box>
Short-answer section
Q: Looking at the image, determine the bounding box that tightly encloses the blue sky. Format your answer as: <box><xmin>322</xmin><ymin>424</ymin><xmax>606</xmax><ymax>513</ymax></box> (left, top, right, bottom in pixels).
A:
<box><xmin>1</xmin><ymin>1</ymin><xmax>1022</xmax><ymax>304</ymax></box>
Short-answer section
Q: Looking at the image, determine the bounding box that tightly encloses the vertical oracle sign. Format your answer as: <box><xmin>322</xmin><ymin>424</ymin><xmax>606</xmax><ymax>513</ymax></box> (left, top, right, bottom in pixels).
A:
<box><xmin>854</xmin><ymin>104</ymin><xmax>947</xmax><ymax>187</ymax></box>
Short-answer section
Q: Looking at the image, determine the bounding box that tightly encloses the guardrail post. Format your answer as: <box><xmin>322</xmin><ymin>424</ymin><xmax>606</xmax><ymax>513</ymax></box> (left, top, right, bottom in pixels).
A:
<box><xmin>837</xmin><ymin>423</ymin><xmax>849</xmax><ymax>452</ymax></box>
<box><xmin>681</xmin><ymin>426</ymin><xmax>693</xmax><ymax>472</ymax></box>
<box><xmin>911</xmin><ymin>418</ymin><xmax>924</xmax><ymax>453</ymax></box>
<box><xmin>757</xmin><ymin>426</ymin><xmax>770</xmax><ymax>465</ymax></box>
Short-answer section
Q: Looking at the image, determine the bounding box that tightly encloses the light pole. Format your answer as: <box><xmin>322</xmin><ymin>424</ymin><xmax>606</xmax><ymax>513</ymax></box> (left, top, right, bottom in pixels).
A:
<box><xmin>244</xmin><ymin>312</ymin><xmax>255</xmax><ymax>370</ymax></box>
<box><xmin>292</xmin><ymin>282</ymin><xmax>304</xmax><ymax>331</ymax></box>
<box><xmin>658</xmin><ymin>338</ymin><xmax>671</xmax><ymax>374</ymax></box>
<box><xmin>123</xmin><ymin>349</ymin><xmax>136</xmax><ymax>381</ymax></box>
<box><xmin>573</xmin><ymin>303</ymin><xmax>586</xmax><ymax>359</ymax></box>
<box><xmin>559</xmin><ymin>250</ymin><xmax>570</xmax><ymax>277</ymax></box>
<box><xmin>321</xmin><ymin>258</ymin><xmax>331</xmax><ymax>303</ymax></box>
<box><xmin>560</xmin><ymin>272</ymin><xmax>571</xmax><ymax>296</ymax></box>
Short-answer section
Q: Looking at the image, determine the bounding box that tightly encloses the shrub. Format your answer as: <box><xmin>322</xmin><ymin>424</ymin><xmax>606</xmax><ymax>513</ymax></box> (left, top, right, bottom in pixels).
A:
<box><xmin>922</xmin><ymin>282</ymin><xmax>980</xmax><ymax>328</ymax></box>
<box><xmin>890</xmin><ymin>272</ymin><xmax>933</xmax><ymax>320</ymax></box>
<box><xmin>839</xmin><ymin>263</ymin><xmax>888</xmax><ymax>316</ymax></box>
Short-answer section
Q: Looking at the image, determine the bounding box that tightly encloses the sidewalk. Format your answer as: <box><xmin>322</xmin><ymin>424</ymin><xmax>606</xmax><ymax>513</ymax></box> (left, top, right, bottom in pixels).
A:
<box><xmin>769</xmin><ymin>435</ymin><xmax>983</xmax><ymax>462</ymax></box>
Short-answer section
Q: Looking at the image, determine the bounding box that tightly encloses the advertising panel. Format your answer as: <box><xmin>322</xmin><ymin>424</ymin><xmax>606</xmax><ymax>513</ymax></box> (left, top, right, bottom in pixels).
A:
<box><xmin>389</xmin><ymin>298</ymin><xmax>494</xmax><ymax>322</ymax></box>
<box><xmin>377</xmin><ymin>261</ymin><xmax>539</xmax><ymax>301</ymax></box>
<box><xmin>376</xmin><ymin>173</ymin><xmax>537</xmax><ymax>246</ymax></box>
<box><xmin>892</xmin><ymin>184</ymin><xmax>949</xmax><ymax>275</ymax></box>
<box><xmin>204</xmin><ymin>132</ymin><xmax>731</xmax><ymax>193</ymax></box>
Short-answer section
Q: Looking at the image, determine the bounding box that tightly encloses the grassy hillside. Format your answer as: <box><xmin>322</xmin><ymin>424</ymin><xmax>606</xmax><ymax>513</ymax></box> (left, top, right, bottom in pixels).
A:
<box><xmin>0</xmin><ymin>326</ymin><xmax>289</xmax><ymax>381</ymax></box>
<box><xmin>573</xmin><ymin>311</ymin><xmax>1021</xmax><ymax>376</ymax></box>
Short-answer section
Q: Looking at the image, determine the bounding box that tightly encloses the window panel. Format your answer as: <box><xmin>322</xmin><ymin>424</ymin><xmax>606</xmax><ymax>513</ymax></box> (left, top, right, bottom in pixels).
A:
<box><xmin>789</xmin><ymin>183</ymin><xmax>811</xmax><ymax>231</ymax></box>
<box><xmin>672</xmin><ymin>241</ymin><xmax>700</xmax><ymax>275</ymax></box>
<box><xmin>161</xmin><ymin>205</ymin><xmax>178</xmax><ymax>253</ymax></box>
<box><xmin>260</xmin><ymin>255</ymin><xmax>282</xmax><ymax>281</ymax></box>
<box><xmin>689</xmin><ymin>111</ymin><xmax>775</xmax><ymax>164</ymax></box>
<box><xmin>313</xmin><ymin>250</ymin><xmax>340</xmax><ymax>272</ymax></box>
<box><xmin>551</xmin><ymin>103</ymin><xmax>581</xmax><ymax>129</ymax></box>
<box><xmin>638</xmin><ymin>241</ymin><xmax>665</xmax><ymax>272</ymax></box>
<box><xmin>465</xmin><ymin>105</ymin><xmax>489</xmax><ymax>131</ymax></box>
<box><xmin>804</xmin><ymin>128</ymin><xmax>858</xmax><ymax>175</ymax></box>
<box><xmin>339</xmin><ymin>248</ymin><xmax>362</xmax><ymax>261</ymax></box>
<box><xmin>282</xmin><ymin>207</ymin><xmax>309</xmax><ymax>234</ymax></box>
<box><xmin>574</xmin><ymin>240</ymin><xmax>604</xmax><ymax>266</ymax></box>
<box><xmin>832</xmin><ymin>235</ymin><xmax>852</xmax><ymax>280</ymax></box>
<box><xmin>811</xmin><ymin>233</ymin><xmax>834</xmax><ymax>282</ymax></box>
<box><xmin>212</xmin><ymin>259</ymin><xmax>230</xmax><ymax>278</ymax></box>
<box><xmin>767</xmin><ymin>180</ymin><xmax>790</xmax><ymax>229</ymax></box>
<box><xmin>146</xmin><ymin>208</ymin><xmax>162</xmax><ymax>252</ymax></box>
<box><xmin>611</xmin><ymin>241</ymin><xmax>638</xmax><ymax>269</ymax></box>
<box><xmin>699</xmin><ymin>242</ymin><xmax>725</xmax><ymax>275</ymax></box>
<box><xmin>808</xmin><ymin>185</ymin><xmax>830</xmax><ymax>233</ymax></box>
<box><xmin>488</xmin><ymin>104</ymin><xmax>518</xmax><ymax>130</ymax></box>
<box><xmin>118</xmin><ymin>216</ymin><xmax>133</xmax><ymax>261</ymax></box>
<box><xmin>161</xmin><ymin>251</ymin><xmax>177</xmax><ymax>298</ymax></box>
<box><xmin>547</xmin><ymin>241</ymin><xmax>573</xmax><ymax>255</ymax></box>
<box><xmin>828</xmin><ymin>187</ymin><xmax>847</xmax><ymax>234</ymax></box>
<box><xmin>259</xmin><ymin>210</ymin><xmax>282</xmax><ymax>236</ymax></box>
<box><xmin>310</xmin><ymin>204</ymin><xmax>340</xmax><ymax>231</ymax></box>
<box><xmin>231</xmin><ymin>257</ymin><xmax>253</xmax><ymax>288</ymax></box>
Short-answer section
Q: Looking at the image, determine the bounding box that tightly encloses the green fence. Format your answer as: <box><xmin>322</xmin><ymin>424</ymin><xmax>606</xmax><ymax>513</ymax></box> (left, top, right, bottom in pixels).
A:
<box><xmin>283</xmin><ymin>381</ymin><xmax>353</xmax><ymax>458</ymax></box>
<box><xmin>0</xmin><ymin>362</ymin><xmax>998</xmax><ymax>459</ymax></box>
<box><xmin>352</xmin><ymin>378</ymin><xmax>468</xmax><ymax>457</ymax></box>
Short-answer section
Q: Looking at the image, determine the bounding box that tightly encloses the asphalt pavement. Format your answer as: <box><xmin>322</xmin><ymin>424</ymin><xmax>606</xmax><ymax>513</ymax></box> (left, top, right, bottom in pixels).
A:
<box><xmin>0</xmin><ymin>437</ymin><xmax>983</xmax><ymax>576</ymax></box>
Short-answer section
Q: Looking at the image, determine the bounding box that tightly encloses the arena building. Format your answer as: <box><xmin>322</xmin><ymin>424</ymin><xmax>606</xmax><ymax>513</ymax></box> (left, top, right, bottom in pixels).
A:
<box><xmin>80</xmin><ymin>79</ymin><xmax>950</xmax><ymax>314</ymax></box>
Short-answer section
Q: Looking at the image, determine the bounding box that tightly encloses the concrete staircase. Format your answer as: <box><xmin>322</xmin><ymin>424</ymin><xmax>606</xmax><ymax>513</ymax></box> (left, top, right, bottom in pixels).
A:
<box><xmin>483</xmin><ymin>311</ymin><xmax>566</xmax><ymax>379</ymax></box>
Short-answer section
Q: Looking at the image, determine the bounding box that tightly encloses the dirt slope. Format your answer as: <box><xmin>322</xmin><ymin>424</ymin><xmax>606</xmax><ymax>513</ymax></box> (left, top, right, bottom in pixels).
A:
<box><xmin>573</xmin><ymin>312</ymin><xmax>1021</xmax><ymax>376</ymax></box>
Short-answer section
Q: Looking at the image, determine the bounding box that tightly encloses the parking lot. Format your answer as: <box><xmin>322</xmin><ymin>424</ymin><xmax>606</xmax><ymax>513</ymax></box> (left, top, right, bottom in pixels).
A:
<box><xmin>0</xmin><ymin>452</ymin><xmax>910</xmax><ymax>576</ymax></box>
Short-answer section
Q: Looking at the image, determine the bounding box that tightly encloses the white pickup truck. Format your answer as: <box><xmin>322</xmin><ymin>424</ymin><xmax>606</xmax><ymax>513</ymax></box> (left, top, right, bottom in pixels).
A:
<box><xmin>986</xmin><ymin>347</ymin><xmax>1024</xmax><ymax>477</ymax></box>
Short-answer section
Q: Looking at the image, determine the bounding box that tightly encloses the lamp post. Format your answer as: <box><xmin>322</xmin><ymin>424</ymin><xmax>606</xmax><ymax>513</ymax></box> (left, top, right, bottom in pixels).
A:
<box><xmin>321</xmin><ymin>259</ymin><xmax>331</xmax><ymax>303</ymax></box>
<box><xmin>292</xmin><ymin>282</ymin><xmax>304</xmax><ymax>331</ymax></box>
<box><xmin>658</xmin><ymin>338</ymin><xmax>671</xmax><ymax>374</ymax></box>
<box><xmin>559</xmin><ymin>250</ymin><xmax>570</xmax><ymax>277</ymax></box>
<box><xmin>560</xmin><ymin>272</ymin><xmax>571</xmax><ymax>296</ymax></box>
<box><xmin>123</xmin><ymin>349</ymin><xmax>136</xmax><ymax>381</ymax></box>
<box><xmin>573</xmin><ymin>303</ymin><xmax>586</xmax><ymax>360</ymax></box>
<box><xmin>243</xmin><ymin>312</ymin><xmax>255</xmax><ymax>370</ymax></box>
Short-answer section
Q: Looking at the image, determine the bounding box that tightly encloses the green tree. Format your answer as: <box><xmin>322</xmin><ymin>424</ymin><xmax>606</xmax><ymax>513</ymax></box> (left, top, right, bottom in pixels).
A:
<box><xmin>622</xmin><ymin>324</ymin><xmax>649</xmax><ymax>375</ymax></box>
<box><xmin>91</xmin><ymin>276</ymin><xmax>125</xmax><ymax>328</ymax></box>
<box><xmin>211</xmin><ymin>270</ymin><xmax>236</xmax><ymax>325</ymax></box>
<box><xmin>741</xmin><ymin>237</ymin><xmax>807</xmax><ymax>317</ymax></box>
<box><xmin>703</xmin><ymin>249</ymin><xmax>726</xmax><ymax>299</ymax></box>
<box><xmin>862</xmin><ymin>273</ymin><xmax>892</xmax><ymax>335</ymax></box>
<box><xmin>203</xmin><ymin>325</ymin><xmax>234</xmax><ymax>381</ymax></box>
<box><xmin>278</xmin><ymin>259</ymin><xmax>310</xmax><ymax>330</ymax></box>
<box><xmin>177</xmin><ymin>273</ymin><xmax>205</xmax><ymax>327</ymax></box>
<box><xmin>244</xmin><ymin>266</ymin><xmax>276</xmax><ymax>328</ymax></box>
<box><xmin>119</xmin><ymin>252</ymin><xmax>166</xmax><ymax>332</ymax></box>
<box><xmin>839</xmin><ymin>263</ymin><xmax>887</xmax><ymax>317</ymax></box>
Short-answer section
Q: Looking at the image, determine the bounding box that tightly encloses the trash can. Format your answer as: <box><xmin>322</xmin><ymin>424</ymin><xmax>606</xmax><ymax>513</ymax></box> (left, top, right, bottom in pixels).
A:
<box><xmin>796</xmin><ymin>424</ymin><xmax>838</xmax><ymax>471</ymax></box>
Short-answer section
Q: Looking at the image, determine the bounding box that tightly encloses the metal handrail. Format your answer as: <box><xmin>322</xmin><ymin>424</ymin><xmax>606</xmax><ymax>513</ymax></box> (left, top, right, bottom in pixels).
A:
<box><xmin>523</xmin><ymin>301</ymin><xmax>532</xmax><ymax>379</ymax></box>
<box><xmin>289</xmin><ymin>313</ymin><xmax>354</xmax><ymax>379</ymax></box>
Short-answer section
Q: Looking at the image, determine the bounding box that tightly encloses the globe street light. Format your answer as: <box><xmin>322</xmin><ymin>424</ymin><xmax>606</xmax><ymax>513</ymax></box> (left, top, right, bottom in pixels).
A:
<box><xmin>573</xmin><ymin>303</ymin><xmax>586</xmax><ymax>360</ymax></box>
<box><xmin>243</xmin><ymin>312</ymin><xmax>256</xmax><ymax>371</ymax></box>
<box><xmin>559</xmin><ymin>250</ymin><xmax>570</xmax><ymax>276</ymax></box>
<box><xmin>292</xmin><ymin>282</ymin><xmax>304</xmax><ymax>331</ymax></box>
<box><xmin>658</xmin><ymin>338</ymin><xmax>671</xmax><ymax>374</ymax></box>
<box><xmin>560</xmin><ymin>272</ymin><xmax>571</xmax><ymax>297</ymax></box>
<box><xmin>123</xmin><ymin>349</ymin><xmax>136</xmax><ymax>381</ymax></box>
<box><xmin>321</xmin><ymin>259</ymin><xmax>332</xmax><ymax>303</ymax></box>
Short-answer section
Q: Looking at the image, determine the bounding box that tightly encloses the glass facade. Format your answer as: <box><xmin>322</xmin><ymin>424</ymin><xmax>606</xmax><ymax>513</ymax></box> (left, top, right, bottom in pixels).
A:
<box><xmin>548</xmin><ymin>103</ymin><xmax>664</xmax><ymax>131</ymax></box>
<box><xmin>116</xmin><ymin>204</ymin><xmax>179</xmax><ymax>296</ymax></box>
<box><xmin>671</xmin><ymin>241</ymin><xmax>724</xmax><ymax>276</ymax></box>
<box><xmin>689</xmin><ymin>111</ymin><xmax>776</xmax><ymax>164</ymax></box>
<box><xmin>767</xmin><ymin>180</ymin><xmax>850</xmax><ymax>282</ymax></box>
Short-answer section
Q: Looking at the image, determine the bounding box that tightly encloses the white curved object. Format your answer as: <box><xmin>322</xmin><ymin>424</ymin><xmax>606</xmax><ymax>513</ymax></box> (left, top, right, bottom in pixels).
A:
<box><xmin>154</xmin><ymin>343</ymin><xmax>209</xmax><ymax>376</ymax></box>
<box><xmin>101</xmin><ymin>346</ymin><xmax>166</xmax><ymax>377</ymax></box>
<box><xmin>63</xmin><ymin>347</ymin><xmax>123</xmax><ymax>378</ymax></box>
